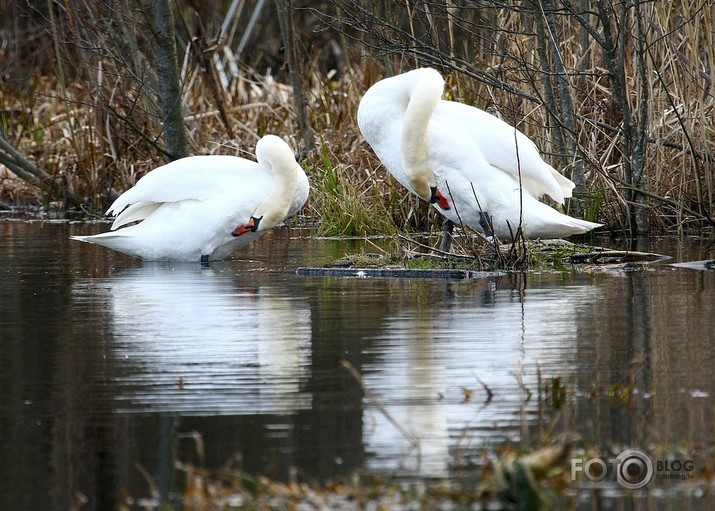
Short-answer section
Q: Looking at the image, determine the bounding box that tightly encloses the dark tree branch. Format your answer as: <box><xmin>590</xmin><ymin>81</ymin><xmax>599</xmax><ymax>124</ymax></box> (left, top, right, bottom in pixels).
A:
<box><xmin>0</xmin><ymin>135</ymin><xmax>82</xmax><ymax>207</ymax></box>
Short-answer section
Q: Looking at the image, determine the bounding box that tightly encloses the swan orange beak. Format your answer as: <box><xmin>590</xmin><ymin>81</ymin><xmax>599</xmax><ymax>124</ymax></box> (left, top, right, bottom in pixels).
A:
<box><xmin>430</xmin><ymin>187</ymin><xmax>450</xmax><ymax>210</ymax></box>
<box><xmin>232</xmin><ymin>217</ymin><xmax>257</xmax><ymax>237</ymax></box>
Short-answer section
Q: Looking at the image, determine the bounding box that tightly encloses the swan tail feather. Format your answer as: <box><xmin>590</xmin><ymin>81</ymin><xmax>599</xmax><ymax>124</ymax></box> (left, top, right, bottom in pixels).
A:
<box><xmin>110</xmin><ymin>201</ymin><xmax>162</xmax><ymax>230</ymax></box>
<box><xmin>547</xmin><ymin>216</ymin><xmax>602</xmax><ymax>237</ymax></box>
<box><xmin>549</xmin><ymin>167</ymin><xmax>576</xmax><ymax>200</ymax></box>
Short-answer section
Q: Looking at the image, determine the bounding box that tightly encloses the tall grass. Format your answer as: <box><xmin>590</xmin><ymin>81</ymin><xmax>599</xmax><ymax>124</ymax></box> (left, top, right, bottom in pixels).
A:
<box><xmin>307</xmin><ymin>137</ymin><xmax>394</xmax><ymax>236</ymax></box>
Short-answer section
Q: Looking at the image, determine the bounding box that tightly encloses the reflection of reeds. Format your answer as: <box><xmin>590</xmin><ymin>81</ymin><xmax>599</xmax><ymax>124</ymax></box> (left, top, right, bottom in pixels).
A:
<box><xmin>341</xmin><ymin>358</ymin><xmax>420</xmax><ymax>449</ymax></box>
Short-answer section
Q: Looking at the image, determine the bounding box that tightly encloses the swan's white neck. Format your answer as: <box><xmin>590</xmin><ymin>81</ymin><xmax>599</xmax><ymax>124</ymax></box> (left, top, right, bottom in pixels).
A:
<box><xmin>252</xmin><ymin>135</ymin><xmax>299</xmax><ymax>231</ymax></box>
<box><xmin>400</xmin><ymin>69</ymin><xmax>445</xmax><ymax>202</ymax></box>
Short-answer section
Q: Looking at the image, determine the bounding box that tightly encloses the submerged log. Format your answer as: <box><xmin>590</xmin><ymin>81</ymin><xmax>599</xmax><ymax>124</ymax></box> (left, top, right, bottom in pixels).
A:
<box><xmin>296</xmin><ymin>267</ymin><xmax>504</xmax><ymax>280</ymax></box>
<box><xmin>566</xmin><ymin>250</ymin><xmax>670</xmax><ymax>264</ymax></box>
<box><xmin>670</xmin><ymin>260</ymin><xmax>715</xmax><ymax>271</ymax></box>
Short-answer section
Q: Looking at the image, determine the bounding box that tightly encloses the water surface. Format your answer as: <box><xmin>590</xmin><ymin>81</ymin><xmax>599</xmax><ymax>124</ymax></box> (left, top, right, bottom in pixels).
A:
<box><xmin>1</xmin><ymin>219</ymin><xmax>713</xmax><ymax>509</ymax></box>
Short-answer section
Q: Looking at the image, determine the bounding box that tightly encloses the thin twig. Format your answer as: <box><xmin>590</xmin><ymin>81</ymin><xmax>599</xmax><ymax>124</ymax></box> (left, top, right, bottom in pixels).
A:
<box><xmin>341</xmin><ymin>359</ymin><xmax>419</xmax><ymax>448</ymax></box>
<box><xmin>397</xmin><ymin>233</ymin><xmax>476</xmax><ymax>260</ymax></box>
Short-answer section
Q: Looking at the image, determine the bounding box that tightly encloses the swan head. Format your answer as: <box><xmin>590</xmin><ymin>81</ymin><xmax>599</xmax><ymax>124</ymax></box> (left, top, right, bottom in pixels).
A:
<box><xmin>232</xmin><ymin>215</ymin><xmax>262</xmax><ymax>236</ymax></box>
<box><xmin>407</xmin><ymin>180</ymin><xmax>450</xmax><ymax>210</ymax></box>
<box><xmin>430</xmin><ymin>186</ymin><xmax>450</xmax><ymax>210</ymax></box>
<box><xmin>232</xmin><ymin>135</ymin><xmax>301</xmax><ymax>236</ymax></box>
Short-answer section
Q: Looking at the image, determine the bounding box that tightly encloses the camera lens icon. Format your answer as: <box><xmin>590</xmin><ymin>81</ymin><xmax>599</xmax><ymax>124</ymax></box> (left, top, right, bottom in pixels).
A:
<box><xmin>615</xmin><ymin>449</ymin><xmax>653</xmax><ymax>489</ymax></box>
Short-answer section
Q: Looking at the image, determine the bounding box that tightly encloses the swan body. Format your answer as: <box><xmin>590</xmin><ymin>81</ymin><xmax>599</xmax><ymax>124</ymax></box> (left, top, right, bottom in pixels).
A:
<box><xmin>72</xmin><ymin>135</ymin><xmax>309</xmax><ymax>261</ymax></box>
<box><xmin>357</xmin><ymin>67</ymin><xmax>601</xmax><ymax>240</ymax></box>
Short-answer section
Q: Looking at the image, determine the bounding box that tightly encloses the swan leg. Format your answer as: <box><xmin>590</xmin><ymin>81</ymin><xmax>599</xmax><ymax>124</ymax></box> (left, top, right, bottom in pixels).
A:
<box><xmin>440</xmin><ymin>219</ymin><xmax>453</xmax><ymax>252</ymax></box>
<box><xmin>478</xmin><ymin>211</ymin><xmax>494</xmax><ymax>237</ymax></box>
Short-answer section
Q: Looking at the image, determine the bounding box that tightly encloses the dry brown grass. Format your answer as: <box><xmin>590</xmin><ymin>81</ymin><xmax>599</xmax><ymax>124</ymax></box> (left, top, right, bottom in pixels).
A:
<box><xmin>321</xmin><ymin>1</ymin><xmax>714</xmax><ymax>234</ymax></box>
<box><xmin>1</xmin><ymin>1</ymin><xmax>713</xmax><ymax>237</ymax></box>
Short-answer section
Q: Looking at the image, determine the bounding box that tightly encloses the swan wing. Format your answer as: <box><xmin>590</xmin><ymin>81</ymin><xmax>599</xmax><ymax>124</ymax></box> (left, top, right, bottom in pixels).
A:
<box><xmin>435</xmin><ymin>101</ymin><xmax>573</xmax><ymax>203</ymax></box>
<box><xmin>107</xmin><ymin>155</ymin><xmax>263</xmax><ymax>216</ymax></box>
<box><xmin>426</xmin><ymin>133</ymin><xmax>600</xmax><ymax>239</ymax></box>
<box><xmin>287</xmin><ymin>166</ymin><xmax>310</xmax><ymax>217</ymax></box>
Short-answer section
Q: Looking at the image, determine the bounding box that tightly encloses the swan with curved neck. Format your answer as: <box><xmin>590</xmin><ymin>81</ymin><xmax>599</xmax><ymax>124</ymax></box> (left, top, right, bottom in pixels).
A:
<box><xmin>400</xmin><ymin>73</ymin><xmax>450</xmax><ymax>209</ymax></box>
<box><xmin>72</xmin><ymin>134</ymin><xmax>309</xmax><ymax>261</ymax></box>
<box><xmin>357</xmin><ymin>67</ymin><xmax>601</xmax><ymax>240</ymax></box>
<box><xmin>232</xmin><ymin>135</ymin><xmax>302</xmax><ymax>236</ymax></box>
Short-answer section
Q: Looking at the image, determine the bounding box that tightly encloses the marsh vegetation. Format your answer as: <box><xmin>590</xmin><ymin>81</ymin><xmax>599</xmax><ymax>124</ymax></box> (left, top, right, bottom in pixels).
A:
<box><xmin>1</xmin><ymin>1</ymin><xmax>713</xmax><ymax>240</ymax></box>
<box><xmin>1</xmin><ymin>6</ymin><xmax>714</xmax><ymax>505</ymax></box>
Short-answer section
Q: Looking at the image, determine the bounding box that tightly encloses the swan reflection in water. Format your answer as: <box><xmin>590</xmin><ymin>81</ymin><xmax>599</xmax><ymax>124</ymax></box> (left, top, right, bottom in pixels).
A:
<box><xmin>362</xmin><ymin>282</ymin><xmax>600</xmax><ymax>476</ymax></box>
<box><xmin>73</xmin><ymin>264</ymin><xmax>311</xmax><ymax>415</ymax></box>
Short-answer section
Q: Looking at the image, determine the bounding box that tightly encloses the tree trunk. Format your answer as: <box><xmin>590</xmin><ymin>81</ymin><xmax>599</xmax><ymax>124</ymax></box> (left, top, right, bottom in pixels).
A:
<box><xmin>153</xmin><ymin>0</ymin><xmax>189</xmax><ymax>161</ymax></box>
<box><xmin>275</xmin><ymin>0</ymin><xmax>314</xmax><ymax>156</ymax></box>
<box><xmin>543</xmin><ymin>1</ymin><xmax>583</xmax><ymax>192</ymax></box>
<box><xmin>594</xmin><ymin>0</ymin><xmax>649</xmax><ymax>235</ymax></box>
<box><xmin>632</xmin><ymin>0</ymin><xmax>650</xmax><ymax>234</ymax></box>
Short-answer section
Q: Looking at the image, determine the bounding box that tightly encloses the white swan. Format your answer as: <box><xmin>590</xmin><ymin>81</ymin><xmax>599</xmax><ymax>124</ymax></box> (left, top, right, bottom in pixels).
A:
<box><xmin>357</xmin><ymin>67</ymin><xmax>602</xmax><ymax>240</ymax></box>
<box><xmin>71</xmin><ymin>134</ymin><xmax>309</xmax><ymax>261</ymax></box>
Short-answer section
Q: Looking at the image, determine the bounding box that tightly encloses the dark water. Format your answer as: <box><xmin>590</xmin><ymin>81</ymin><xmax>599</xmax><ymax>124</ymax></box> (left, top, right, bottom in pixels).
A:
<box><xmin>1</xmin><ymin>219</ymin><xmax>714</xmax><ymax>509</ymax></box>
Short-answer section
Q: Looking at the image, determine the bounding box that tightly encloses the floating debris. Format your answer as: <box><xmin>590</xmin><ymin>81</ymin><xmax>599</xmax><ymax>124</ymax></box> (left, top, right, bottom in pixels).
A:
<box><xmin>297</xmin><ymin>239</ymin><xmax>671</xmax><ymax>279</ymax></box>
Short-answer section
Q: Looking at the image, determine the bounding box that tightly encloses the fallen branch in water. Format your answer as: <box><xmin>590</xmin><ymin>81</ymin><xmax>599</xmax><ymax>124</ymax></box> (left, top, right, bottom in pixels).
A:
<box><xmin>0</xmin><ymin>135</ymin><xmax>82</xmax><ymax>207</ymax></box>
